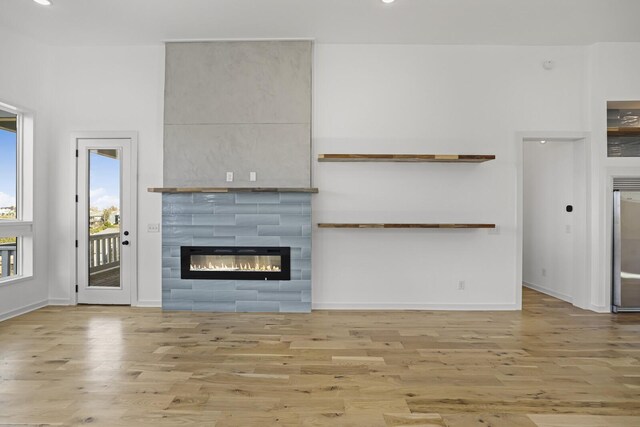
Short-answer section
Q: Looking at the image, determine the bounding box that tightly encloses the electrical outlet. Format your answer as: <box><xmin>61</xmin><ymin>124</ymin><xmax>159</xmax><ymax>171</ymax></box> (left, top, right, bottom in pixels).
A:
<box><xmin>249</xmin><ymin>172</ymin><xmax>257</xmax><ymax>182</ymax></box>
<box><xmin>488</xmin><ymin>225</ymin><xmax>500</xmax><ymax>235</ymax></box>
<box><xmin>226</xmin><ymin>172</ymin><xmax>233</xmax><ymax>182</ymax></box>
<box><xmin>542</xmin><ymin>268</ymin><xmax>547</xmax><ymax>277</ymax></box>
<box><xmin>147</xmin><ymin>223</ymin><xmax>160</xmax><ymax>233</ymax></box>
<box><xmin>458</xmin><ymin>280</ymin><xmax>466</xmax><ymax>291</ymax></box>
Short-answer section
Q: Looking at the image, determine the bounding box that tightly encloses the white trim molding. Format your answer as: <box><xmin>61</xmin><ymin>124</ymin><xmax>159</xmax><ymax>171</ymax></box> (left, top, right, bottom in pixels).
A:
<box><xmin>136</xmin><ymin>300</ymin><xmax>161</xmax><ymax>308</ymax></box>
<box><xmin>0</xmin><ymin>221</ymin><xmax>33</xmax><ymax>236</ymax></box>
<box><xmin>48</xmin><ymin>298</ymin><xmax>73</xmax><ymax>306</ymax></box>
<box><xmin>0</xmin><ymin>300</ymin><xmax>48</xmax><ymax>322</ymax></box>
<box><xmin>589</xmin><ymin>305</ymin><xmax>610</xmax><ymax>313</ymax></box>
<box><xmin>313</xmin><ymin>303</ymin><xmax>518</xmax><ymax>311</ymax></box>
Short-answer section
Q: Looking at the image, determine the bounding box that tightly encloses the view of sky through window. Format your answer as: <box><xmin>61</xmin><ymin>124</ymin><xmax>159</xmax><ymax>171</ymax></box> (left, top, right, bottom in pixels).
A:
<box><xmin>89</xmin><ymin>151</ymin><xmax>120</xmax><ymax>211</ymax></box>
<box><xmin>0</xmin><ymin>129</ymin><xmax>17</xmax><ymax>219</ymax></box>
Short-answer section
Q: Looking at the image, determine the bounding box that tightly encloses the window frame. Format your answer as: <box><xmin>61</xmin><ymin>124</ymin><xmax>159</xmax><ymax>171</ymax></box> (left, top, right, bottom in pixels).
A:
<box><xmin>0</xmin><ymin>100</ymin><xmax>34</xmax><ymax>285</ymax></box>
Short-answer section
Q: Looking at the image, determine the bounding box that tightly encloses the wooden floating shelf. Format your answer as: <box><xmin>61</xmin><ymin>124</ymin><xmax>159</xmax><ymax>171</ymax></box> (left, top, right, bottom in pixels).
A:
<box><xmin>607</xmin><ymin>127</ymin><xmax>640</xmax><ymax>137</ymax></box>
<box><xmin>318</xmin><ymin>223</ymin><xmax>496</xmax><ymax>229</ymax></box>
<box><xmin>318</xmin><ymin>154</ymin><xmax>495</xmax><ymax>163</ymax></box>
<box><xmin>148</xmin><ymin>187</ymin><xmax>319</xmax><ymax>193</ymax></box>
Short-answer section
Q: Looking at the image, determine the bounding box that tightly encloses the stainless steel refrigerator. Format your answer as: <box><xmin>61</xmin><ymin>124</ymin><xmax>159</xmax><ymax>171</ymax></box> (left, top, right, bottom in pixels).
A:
<box><xmin>613</xmin><ymin>189</ymin><xmax>640</xmax><ymax>312</ymax></box>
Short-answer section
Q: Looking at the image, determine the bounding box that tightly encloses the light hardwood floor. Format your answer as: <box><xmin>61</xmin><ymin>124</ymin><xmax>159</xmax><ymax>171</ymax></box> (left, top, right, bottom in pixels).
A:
<box><xmin>0</xmin><ymin>288</ymin><xmax>639</xmax><ymax>426</ymax></box>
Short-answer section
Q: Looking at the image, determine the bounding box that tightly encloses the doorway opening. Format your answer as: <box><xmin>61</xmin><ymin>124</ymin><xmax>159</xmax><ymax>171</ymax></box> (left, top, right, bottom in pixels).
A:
<box><xmin>517</xmin><ymin>133</ymin><xmax>590</xmax><ymax>310</ymax></box>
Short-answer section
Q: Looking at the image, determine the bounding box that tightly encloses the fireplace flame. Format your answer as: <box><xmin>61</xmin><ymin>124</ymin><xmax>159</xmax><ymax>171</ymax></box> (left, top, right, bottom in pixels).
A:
<box><xmin>190</xmin><ymin>262</ymin><xmax>281</xmax><ymax>272</ymax></box>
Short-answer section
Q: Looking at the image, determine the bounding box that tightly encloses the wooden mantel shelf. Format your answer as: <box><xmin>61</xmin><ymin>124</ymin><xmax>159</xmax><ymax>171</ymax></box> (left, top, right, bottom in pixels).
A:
<box><xmin>318</xmin><ymin>154</ymin><xmax>495</xmax><ymax>163</ymax></box>
<box><xmin>318</xmin><ymin>223</ymin><xmax>495</xmax><ymax>229</ymax></box>
<box><xmin>148</xmin><ymin>187</ymin><xmax>319</xmax><ymax>193</ymax></box>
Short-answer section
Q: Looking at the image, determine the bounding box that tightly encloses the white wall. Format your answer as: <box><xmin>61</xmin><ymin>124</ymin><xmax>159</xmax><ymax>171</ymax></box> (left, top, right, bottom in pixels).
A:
<box><xmin>523</xmin><ymin>141</ymin><xmax>575</xmax><ymax>302</ymax></box>
<box><xmin>587</xmin><ymin>43</ymin><xmax>640</xmax><ymax>311</ymax></box>
<box><xmin>0</xmin><ymin>28</ymin><xmax>51</xmax><ymax>319</ymax></box>
<box><xmin>43</xmin><ymin>43</ymin><xmax>588</xmax><ymax>311</ymax></box>
<box><xmin>5</xmin><ymin>38</ymin><xmax>640</xmax><ymax>315</ymax></box>
<box><xmin>312</xmin><ymin>44</ymin><xmax>587</xmax><ymax>309</ymax></box>
<box><xmin>48</xmin><ymin>45</ymin><xmax>165</xmax><ymax>306</ymax></box>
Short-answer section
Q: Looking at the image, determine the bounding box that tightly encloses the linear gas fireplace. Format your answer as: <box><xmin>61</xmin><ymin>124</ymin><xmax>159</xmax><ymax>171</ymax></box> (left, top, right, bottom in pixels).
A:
<box><xmin>181</xmin><ymin>246</ymin><xmax>291</xmax><ymax>281</ymax></box>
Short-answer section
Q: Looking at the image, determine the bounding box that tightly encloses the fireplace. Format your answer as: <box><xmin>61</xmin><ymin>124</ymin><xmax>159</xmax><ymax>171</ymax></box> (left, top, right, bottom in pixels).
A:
<box><xmin>181</xmin><ymin>246</ymin><xmax>291</xmax><ymax>280</ymax></box>
<box><xmin>162</xmin><ymin>191</ymin><xmax>311</xmax><ymax>312</ymax></box>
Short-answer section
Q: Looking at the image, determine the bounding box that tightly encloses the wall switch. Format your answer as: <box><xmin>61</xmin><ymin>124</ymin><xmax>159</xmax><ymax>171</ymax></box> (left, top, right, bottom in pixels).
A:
<box><xmin>458</xmin><ymin>280</ymin><xmax>466</xmax><ymax>291</ymax></box>
<box><xmin>565</xmin><ymin>224</ymin><xmax>572</xmax><ymax>233</ymax></box>
<box><xmin>249</xmin><ymin>172</ymin><xmax>257</xmax><ymax>182</ymax></box>
<box><xmin>226</xmin><ymin>172</ymin><xmax>233</xmax><ymax>182</ymax></box>
<box><xmin>147</xmin><ymin>223</ymin><xmax>160</xmax><ymax>233</ymax></box>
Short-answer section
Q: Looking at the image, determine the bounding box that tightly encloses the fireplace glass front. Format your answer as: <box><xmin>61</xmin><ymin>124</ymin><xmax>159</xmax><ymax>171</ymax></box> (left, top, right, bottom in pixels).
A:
<box><xmin>181</xmin><ymin>246</ymin><xmax>290</xmax><ymax>280</ymax></box>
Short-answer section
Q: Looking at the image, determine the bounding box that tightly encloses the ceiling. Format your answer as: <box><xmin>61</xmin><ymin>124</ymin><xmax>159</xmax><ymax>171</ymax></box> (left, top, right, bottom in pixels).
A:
<box><xmin>2</xmin><ymin>0</ymin><xmax>640</xmax><ymax>46</ymax></box>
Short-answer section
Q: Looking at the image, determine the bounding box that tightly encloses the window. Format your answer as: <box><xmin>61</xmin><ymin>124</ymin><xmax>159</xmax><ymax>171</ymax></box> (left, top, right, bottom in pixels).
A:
<box><xmin>0</xmin><ymin>101</ymin><xmax>33</xmax><ymax>283</ymax></box>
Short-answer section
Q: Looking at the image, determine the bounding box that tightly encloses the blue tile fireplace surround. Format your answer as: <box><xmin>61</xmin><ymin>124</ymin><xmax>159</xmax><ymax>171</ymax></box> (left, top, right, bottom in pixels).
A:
<box><xmin>162</xmin><ymin>192</ymin><xmax>312</xmax><ymax>313</ymax></box>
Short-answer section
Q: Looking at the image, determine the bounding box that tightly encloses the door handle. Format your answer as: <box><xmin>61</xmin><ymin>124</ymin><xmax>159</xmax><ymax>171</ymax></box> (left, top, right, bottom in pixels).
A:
<box><xmin>122</xmin><ymin>240</ymin><xmax>130</xmax><ymax>246</ymax></box>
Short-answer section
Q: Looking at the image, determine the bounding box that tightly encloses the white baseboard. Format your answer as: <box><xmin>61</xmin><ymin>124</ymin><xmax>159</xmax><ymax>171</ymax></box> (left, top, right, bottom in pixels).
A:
<box><xmin>312</xmin><ymin>302</ymin><xmax>518</xmax><ymax>311</ymax></box>
<box><xmin>48</xmin><ymin>298</ymin><xmax>72</xmax><ymax>306</ymax></box>
<box><xmin>523</xmin><ymin>281</ymin><xmax>573</xmax><ymax>303</ymax></box>
<box><xmin>136</xmin><ymin>300</ymin><xmax>161</xmax><ymax>308</ymax></box>
<box><xmin>0</xmin><ymin>300</ymin><xmax>48</xmax><ymax>322</ymax></box>
<box><xmin>49</xmin><ymin>299</ymin><xmax>161</xmax><ymax>308</ymax></box>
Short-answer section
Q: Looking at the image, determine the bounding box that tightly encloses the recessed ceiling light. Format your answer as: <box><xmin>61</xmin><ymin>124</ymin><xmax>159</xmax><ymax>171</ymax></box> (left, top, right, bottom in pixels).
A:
<box><xmin>540</xmin><ymin>140</ymin><xmax>547</xmax><ymax>144</ymax></box>
<box><xmin>382</xmin><ymin>0</ymin><xmax>396</xmax><ymax>3</ymax></box>
<box><xmin>33</xmin><ymin>0</ymin><xmax>52</xmax><ymax>5</ymax></box>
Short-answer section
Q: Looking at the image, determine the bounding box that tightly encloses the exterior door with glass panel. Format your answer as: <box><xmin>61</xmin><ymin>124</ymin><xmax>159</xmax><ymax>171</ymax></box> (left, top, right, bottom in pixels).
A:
<box><xmin>77</xmin><ymin>138</ymin><xmax>135</xmax><ymax>305</ymax></box>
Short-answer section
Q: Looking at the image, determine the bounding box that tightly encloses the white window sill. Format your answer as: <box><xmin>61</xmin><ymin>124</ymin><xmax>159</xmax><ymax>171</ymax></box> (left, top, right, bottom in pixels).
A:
<box><xmin>0</xmin><ymin>221</ymin><xmax>33</xmax><ymax>236</ymax></box>
<box><xmin>0</xmin><ymin>275</ymin><xmax>34</xmax><ymax>287</ymax></box>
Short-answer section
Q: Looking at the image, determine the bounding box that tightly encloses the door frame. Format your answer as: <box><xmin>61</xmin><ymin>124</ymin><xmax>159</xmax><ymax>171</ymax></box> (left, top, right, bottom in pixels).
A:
<box><xmin>71</xmin><ymin>131</ymin><xmax>138</xmax><ymax>306</ymax></box>
<box><xmin>515</xmin><ymin>131</ymin><xmax>591</xmax><ymax>310</ymax></box>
